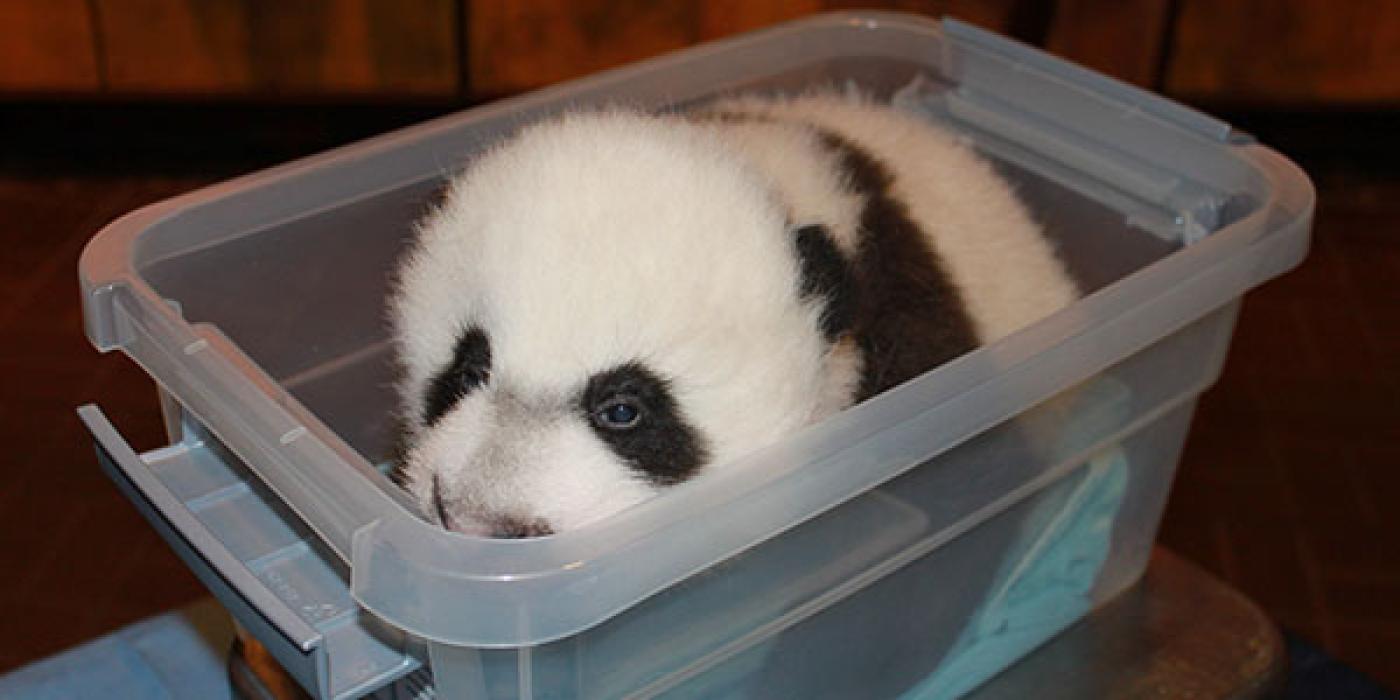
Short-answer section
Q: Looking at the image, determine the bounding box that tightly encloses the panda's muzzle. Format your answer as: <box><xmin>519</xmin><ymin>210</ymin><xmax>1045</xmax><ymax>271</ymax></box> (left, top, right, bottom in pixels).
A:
<box><xmin>432</xmin><ymin>471</ymin><xmax>554</xmax><ymax>538</ymax></box>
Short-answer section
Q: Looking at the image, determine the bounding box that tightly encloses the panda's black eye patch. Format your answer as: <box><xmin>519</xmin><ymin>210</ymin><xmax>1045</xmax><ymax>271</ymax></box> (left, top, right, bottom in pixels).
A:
<box><xmin>423</xmin><ymin>326</ymin><xmax>491</xmax><ymax>427</ymax></box>
<box><xmin>581</xmin><ymin>362</ymin><xmax>709</xmax><ymax>485</ymax></box>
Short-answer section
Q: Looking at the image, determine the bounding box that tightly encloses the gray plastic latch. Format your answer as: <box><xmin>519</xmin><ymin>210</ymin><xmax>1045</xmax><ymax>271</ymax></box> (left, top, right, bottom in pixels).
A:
<box><xmin>80</xmin><ymin>405</ymin><xmax>423</xmax><ymax>699</ymax></box>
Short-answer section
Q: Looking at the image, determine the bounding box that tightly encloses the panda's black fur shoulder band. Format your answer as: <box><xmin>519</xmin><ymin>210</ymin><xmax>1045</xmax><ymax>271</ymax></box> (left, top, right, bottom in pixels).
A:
<box><xmin>792</xmin><ymin>223</ymin><xmax>857</xmax><ymax>342</ymax></box>
<box><xmin>812</xmin><ymin>129</ymin><xmax>981</xmax><ymax>401</ymax></box>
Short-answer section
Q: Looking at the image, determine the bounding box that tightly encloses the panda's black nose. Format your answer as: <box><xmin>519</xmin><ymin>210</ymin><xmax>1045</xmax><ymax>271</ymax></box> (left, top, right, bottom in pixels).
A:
<box><xmin>491</xmin><ymin>517</ymin><xmax>553</xmax><ymax>539</ymax></box>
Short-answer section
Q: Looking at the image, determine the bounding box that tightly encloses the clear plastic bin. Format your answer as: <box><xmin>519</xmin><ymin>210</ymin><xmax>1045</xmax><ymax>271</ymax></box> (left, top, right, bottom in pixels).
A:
<box><xmin>78</xmin><ymin>12</ymin><xmax>1313</xmax><ymax>699</ymax></box>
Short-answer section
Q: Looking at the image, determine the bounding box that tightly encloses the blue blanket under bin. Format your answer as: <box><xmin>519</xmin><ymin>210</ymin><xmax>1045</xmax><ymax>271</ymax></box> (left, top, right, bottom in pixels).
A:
<box><xmin>0</xmin><ymin>599</ymin><xmax>233</xmax><ymax>700</ymax></box>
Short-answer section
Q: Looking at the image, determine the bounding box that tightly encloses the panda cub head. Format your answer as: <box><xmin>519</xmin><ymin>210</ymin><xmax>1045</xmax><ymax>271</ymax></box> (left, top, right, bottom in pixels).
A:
<box><xmin>391</xmin><ymin>110</ymin><xmax>849</xmax><ymax>537</ymax></box>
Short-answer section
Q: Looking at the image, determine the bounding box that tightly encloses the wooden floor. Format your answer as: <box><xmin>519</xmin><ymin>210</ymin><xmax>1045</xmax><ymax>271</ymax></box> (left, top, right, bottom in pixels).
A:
<box><xmin>0</xmin><ymin>126</ymin><xmax>1396</xmax><ymax>691</ymax></box>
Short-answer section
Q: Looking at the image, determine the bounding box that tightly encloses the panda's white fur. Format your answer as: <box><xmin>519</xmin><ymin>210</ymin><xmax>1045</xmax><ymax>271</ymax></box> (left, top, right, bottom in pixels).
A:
<box><xmin>390</xmin><ymin>92</ymin><xmax>1079</xmax><ymax>537</ymax></box>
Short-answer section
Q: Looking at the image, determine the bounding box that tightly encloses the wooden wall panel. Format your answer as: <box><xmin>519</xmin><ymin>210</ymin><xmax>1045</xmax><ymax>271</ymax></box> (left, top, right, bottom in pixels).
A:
<box><xmin>821</xmin><ymin>0</ymin><xmax>1026</xmax><ymax>39</ymax></box>
<box><xmin>0</xmin><ymin>0</ymin><xmax>100</xmax><ymax>92</ymax></box>
<box><xmin>1167</xmin><ymin>0</ymin><xmax>1400</xmax><ymax>104</ymax></box>
<box><xmin>8</xmin><ymin>0</ymin><xmax>1400</xmax><ymax>107</ymax></box>
<box><xmin>469</xmin><ymin>0</ymin><xmax>818</xmax><ymax>98</ymax></box>
<box><xmin>1045</xmin><ymin>0</ymin><xmax>1171</xmax><ymax>87</ymax></box>
<box><xmin>94</xmin><ymin>0</ymin><xmax>458</xmax><ymax>96</ymax></box>
<box><xmin>468</xmin><ymin>1</ymin><xmax>1024</xmax><ymax>98</ymax></box>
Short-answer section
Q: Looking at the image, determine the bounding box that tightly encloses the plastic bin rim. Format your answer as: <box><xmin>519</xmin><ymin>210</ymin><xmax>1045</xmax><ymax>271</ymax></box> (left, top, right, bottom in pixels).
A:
<box><xmin>79</xmin><ymin>145</ymin><xmax>1314</xmax><ymax>560</ymax></box>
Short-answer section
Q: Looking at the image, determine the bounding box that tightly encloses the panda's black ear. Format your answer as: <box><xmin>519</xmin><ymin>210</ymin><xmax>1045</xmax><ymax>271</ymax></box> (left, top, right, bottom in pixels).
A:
<box><xmin>792</xmin><ymin>223</ymin><xmax>856</xmax><ymax>342</ymax></box>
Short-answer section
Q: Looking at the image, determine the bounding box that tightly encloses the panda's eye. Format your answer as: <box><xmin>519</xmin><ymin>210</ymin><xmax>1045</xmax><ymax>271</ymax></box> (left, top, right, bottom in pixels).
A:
<box><xmin>460</xmin><ymin>366</ymin><xmax>489</xmax><ymax>389</ymax></box>
<box><xmin>594</xmin><ymin>397</ymin><xmax>643</xmax><ymax>430</ymax></box>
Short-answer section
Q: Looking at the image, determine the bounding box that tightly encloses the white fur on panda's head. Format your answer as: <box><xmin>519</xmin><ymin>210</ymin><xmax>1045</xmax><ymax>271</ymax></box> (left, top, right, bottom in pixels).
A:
<box><xmin>391</xmin><ymin>111</ymin><xmax>836</xmax><ymax>537</ymax></box>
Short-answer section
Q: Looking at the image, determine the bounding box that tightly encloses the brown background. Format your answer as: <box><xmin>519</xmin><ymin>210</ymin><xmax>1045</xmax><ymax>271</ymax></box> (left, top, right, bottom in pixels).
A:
<box><xmin>5</xmin><ymin>0</ymin><xmax>1400</xmax><ymax>103</ymax></box>
<box><xmin>1</xmin><ymin>0</ymin><xmax>1397</xmax><ymax>694</ymax></box>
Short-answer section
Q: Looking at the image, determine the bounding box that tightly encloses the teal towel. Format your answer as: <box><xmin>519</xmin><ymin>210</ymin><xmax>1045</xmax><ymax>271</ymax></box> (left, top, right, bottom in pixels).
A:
<box><xmin>901</xmin><ymin>448</ymin><xmax>1130</xmax><ymax>700</ymax></box>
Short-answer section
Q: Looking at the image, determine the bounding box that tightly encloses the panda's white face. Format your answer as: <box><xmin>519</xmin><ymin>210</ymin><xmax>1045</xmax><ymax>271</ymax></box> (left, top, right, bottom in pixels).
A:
<box><xmin>391</xmin><ymin>112</ymin><xmax>840</xmax><ymax>537</ymax></box>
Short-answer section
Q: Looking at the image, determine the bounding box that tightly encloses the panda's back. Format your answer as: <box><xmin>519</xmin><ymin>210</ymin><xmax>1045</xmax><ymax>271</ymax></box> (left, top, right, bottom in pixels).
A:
<box><xmin>701</xmin><ymin>93</ymin><xmax>1080</xmax><ymax>398</ymax></box>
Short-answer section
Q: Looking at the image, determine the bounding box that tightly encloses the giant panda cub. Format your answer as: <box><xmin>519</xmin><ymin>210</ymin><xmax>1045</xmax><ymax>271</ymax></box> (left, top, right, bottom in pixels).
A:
<box><xmin>390</xmin><ymin>92</ymin><xmax>1080</xmax><ymax>538</ymax></box>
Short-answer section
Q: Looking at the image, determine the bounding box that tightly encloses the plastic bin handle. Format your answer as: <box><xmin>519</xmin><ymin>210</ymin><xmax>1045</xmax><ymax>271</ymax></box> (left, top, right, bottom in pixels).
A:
<box><xmin>77</xmin><ymin>404</ymin><xmax>333</xmax><ymax>695</ymax></box>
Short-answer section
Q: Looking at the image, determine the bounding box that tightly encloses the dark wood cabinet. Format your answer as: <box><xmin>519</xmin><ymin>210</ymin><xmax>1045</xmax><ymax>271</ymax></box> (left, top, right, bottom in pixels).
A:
<box><xmin>1166</xmin><ymin>0</ymin><xmax>1400</xmax><ymax>105</ymax></box>
<box><xmin>0</xmin><ymin>0</ymin><xmax>1030</xmax><ymax>99</ymax></box>
<box><xmin>467</xmin><ymin>0</ymin><xmax>1027</xmax><ymax>97</ymax></box>
<box><xmin>2</xmin><ymin>0</ymin><xmax>1397</xmax><ymax>106</ymax></box>
<box><xmin>4</xmin><ymin>0</ymin><xmax>458</xmax><ymax>97</ymax></box>
<box><xmin>1044</xmin><ymin>0</ymin><xmax>1172</xmax><ymax>87</ymax></box>
<box><xmin>0</xmin><ymin>0</ymin><xmax>100</xmax><ymax>92</ymax></box>
<box><xmin>92</xmin><ymin>0</ymin><xmax>458</xmax><ymax>96</ymax></box>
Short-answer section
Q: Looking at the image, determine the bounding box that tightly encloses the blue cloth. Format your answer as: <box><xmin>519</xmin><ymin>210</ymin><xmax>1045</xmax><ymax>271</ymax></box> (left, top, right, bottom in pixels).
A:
<box><xmin>902</xmin><ymin>449</ymin><xmax>1130</xmax><ymax>700</ymax></box>
<box><xmin>0</xmin><ymin>600</ymin><xmax>233</xmax><ymax>700</ymax></box>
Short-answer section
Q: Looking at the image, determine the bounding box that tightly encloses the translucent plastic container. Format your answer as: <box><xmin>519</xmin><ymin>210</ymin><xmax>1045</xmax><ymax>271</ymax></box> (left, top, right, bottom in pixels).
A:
<box><xmin>78</xmin><ymin>12</ymin><xmax>1313</xmax><ymax>699</ymax></box>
